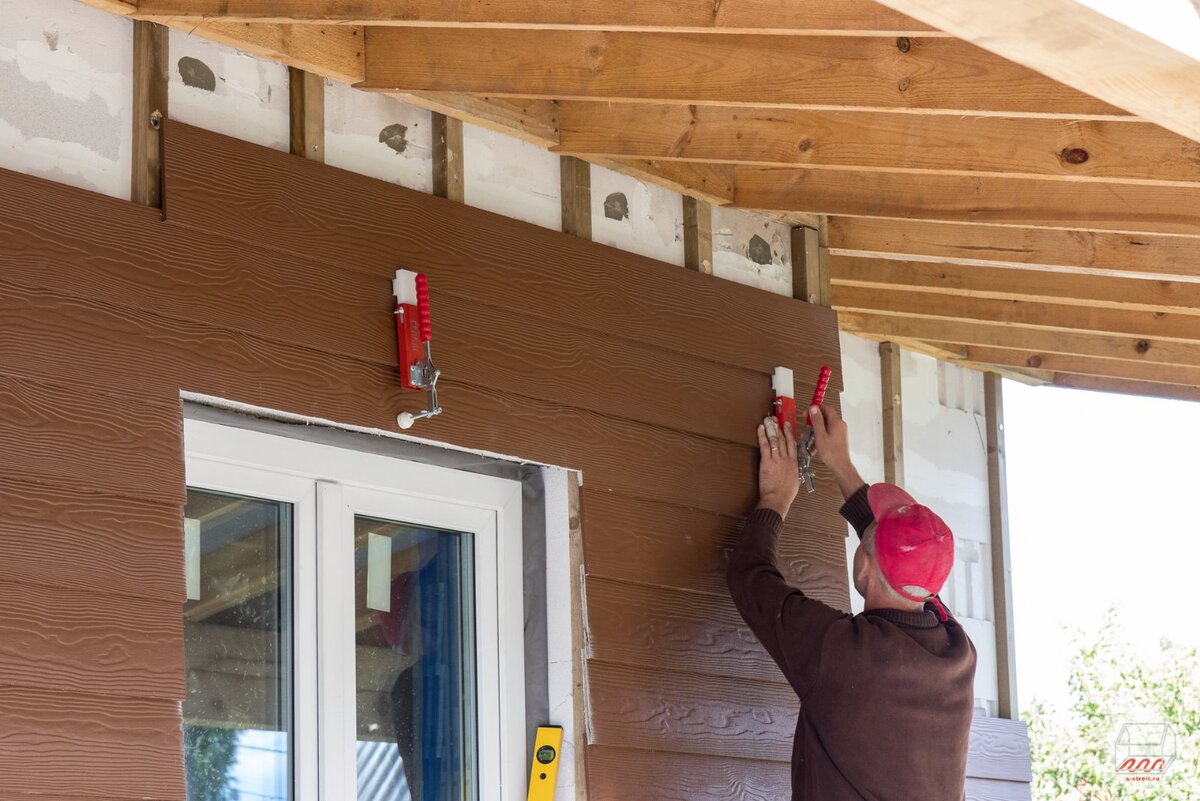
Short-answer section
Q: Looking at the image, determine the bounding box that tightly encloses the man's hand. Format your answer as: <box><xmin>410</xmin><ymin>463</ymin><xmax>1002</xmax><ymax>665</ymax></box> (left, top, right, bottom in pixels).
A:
<box><xmin>757</xmin><ymin>416</ymin><xmax>800</xmax><ymax>519</ymax></box>
<box><xmin>808</xmin><ymin>404</ymin><xmax>866</xmax><ymax>500</ymax></box>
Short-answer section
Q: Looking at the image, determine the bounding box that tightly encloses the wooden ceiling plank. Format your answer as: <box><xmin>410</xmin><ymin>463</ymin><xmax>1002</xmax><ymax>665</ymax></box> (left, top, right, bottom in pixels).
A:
<box><xmin>830</xmin><ymin>256</ymin><xmax>1200</xmax><ymax>314</ymax></box>
<box><xmin>734</xmin><ymin>169</ymin><xmax>1200</xmax><ymax>236</ymax></box>
<box><xmin>835</xmin><ymin>284</ymin><xmax>1200</xmax><ymax>342</ymax></box>
<box><xmin>134</xmin><ymin>0</ymin><xmax>942</xmax><ymax>34</ymax></box>
<box><xmin>826</xmin><ymin>218</ymin><xmax>1200</xmax><ymax>280</ymax></box>
<box><xmin>356</xmin><ymin>29</ymin><xmax>1125</xmax><ymax>118</ymax></box>
<box><xmin>556</xmin><ymin>102</ymin><xmax>1200</xmax><ymax>185</ymax></box>
<box><xmin>837</xmin><ymin>311</ymin><xmax>1200</xmax><ymax>368</ymax></box>
<box><xmin>1051</xmin><ymin>374</ymin><xmax>1200</xmax><ymax>403</ymax></box>
<box><xmin>941</xmin><ymin>343</ymin><xmax>1200</xmax><ymax>388</ymax></box>
<box><xmin>872</xmin><ymin>0</ymin><xmax>1200</xmax><ymax>143</ymax></box>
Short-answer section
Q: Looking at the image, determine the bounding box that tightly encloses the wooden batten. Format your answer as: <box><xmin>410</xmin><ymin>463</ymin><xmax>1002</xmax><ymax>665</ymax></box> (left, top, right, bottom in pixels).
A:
<box><xmin>682</xmin><ymin>196</ymin><xmax>713</xmax><ymax>274</ymax></box>
<box><xmin>288</xmin><ymin>67</ymin><xmax>325</xmax><ymax>161</ymax></box>
<box><xmin>560</xmin><ymin>155</ymin><xmax>593</xmax><ymax>239</ymax></box>
<box><xmin>131</xmin><ymin>20</ymin><xmax>168</xmax><ymax>207</ymax></box>
<box><xmin>431</xmin><ymin>112</ymin><xmax>465</xmax><ymax>202</ymax></box>
<box><xmin>792</xmin><ymin>225</ymin><xmax>831</xmax><ymax>305</ymax></box>
<box><xmin>879</xmin><ymin>341</ymin><xmax>905</xmax><ymax>486</ymax></box>
<box><xmin>984</xmin><ymin>373</ymin><xmax>1019</xmax><ymax>720</ymax></box>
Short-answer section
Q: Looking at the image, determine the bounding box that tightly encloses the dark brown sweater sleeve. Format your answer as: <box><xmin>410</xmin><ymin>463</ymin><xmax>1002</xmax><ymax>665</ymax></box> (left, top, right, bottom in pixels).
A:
<box><xmin>727</xmin><ymin>508</ymin><xmax>847</xmax><ymax>699</ymax></box>
<box><xmin>839</xmin><ymin>483</ymin><xmax>874</xmax><ymax>540</ymax></box>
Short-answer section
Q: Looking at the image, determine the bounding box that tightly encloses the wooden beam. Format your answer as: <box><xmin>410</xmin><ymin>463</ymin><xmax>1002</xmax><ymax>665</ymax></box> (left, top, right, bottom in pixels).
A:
<box><xmin>872</xmin><ymin>0</ymin><xmax>1200</xmax><ymax>143</ymax></box>
<box><xmin>1052</xmin><ymin>374</ymin><xmax>1200</xmax><ymax>403</ymax></box>
<box><xmin>134</xmin><ymin>0</ymin><xmax>940</xmax><ymax>35</ymax></box>
<box><xmin>557</xmin><ymin>103</ymin><xmax>1200</xmax><ymax>185</ymax></box>
<box><xmin>356</xmin><ymin>29</ymin><xmax>1124</xmax><ymax>118</ymax></box>
<box><xmin>826</xmin><ymin>218</ymin><xmax>1200</xmax><ymax>280</ymax></box>
<box><xmin>166</xmin><ymin>20</ymin><xmax>366</xmax><ymax>83</ymax></box>
<box><xmin>560</xmin><ymin>156</ymin><xmax>593</xmax><ymax>239</ymax></box>
<box><xmin>984</xmin><ymin>373</ymin><xmax>1019</xmax><ymax>720</ymax></box>
<box><xmin>431</xmin><ymin>113</ymin><xmax>465</xmax><ymax>202</ymax></box>
<box><xmin>791</xmin><ymin>225</ymin><xmax>830</xmax><ymax>304</ymax></box>
<box><xmin>879</xmin><ymin>341</ymin><xmax>904</xmax><ymax>486</ymax></box>
<box><xmin>837</xmin><ymin>311</ymin><xmax>1200</xmax><ymax>368</ymax></box>
<box><xmin>835</xmin><ymin>285</ymin><xmax>1200</xmax><ymax>342</ymax></box>
<box><xmin>288</xmin><ymin>67</ymin><xmax>324</xmax><ymax>161</ymax></box>
<box><xmin>733</xmin><ymin>168</ymin><xmax>1200</xmax><ymax>236</ymax></box>
<box><xmin>682</xmin><ymin>197</ymin><xmax>713</xmax><ymax>274</ymax></box>
<box><xmin>945</xmin><ymin>344</ymin><xmax>1200</xmax><ymax>387</ymax></box>
<box><xmin>131</xmin><ymin>20</ymin><xmax>168</xmax><ymax>207</ymax></box>
<box><xmin>830</xmin><ymin>257</ymin><xmax>1200</xmax><ymax>314</ymax></box>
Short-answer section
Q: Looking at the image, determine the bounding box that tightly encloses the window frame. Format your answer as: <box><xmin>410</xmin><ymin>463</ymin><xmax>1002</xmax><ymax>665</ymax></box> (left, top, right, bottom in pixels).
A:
<box><xmin>184</xmin><ymin>418</ymin><xmax>527</xmax><ymax>801</ymax></box>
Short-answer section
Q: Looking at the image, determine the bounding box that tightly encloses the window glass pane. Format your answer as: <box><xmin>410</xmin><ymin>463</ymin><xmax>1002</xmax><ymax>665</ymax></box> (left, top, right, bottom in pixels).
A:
<box><xmin>183</xmin><ymin>489</ymin><xmax>293</xmax><ymax>801</ymax></box>
<box><xmin>354</xmin><ymin>517</ymin><xmax>476</xmax><ymax>801</ymax></box>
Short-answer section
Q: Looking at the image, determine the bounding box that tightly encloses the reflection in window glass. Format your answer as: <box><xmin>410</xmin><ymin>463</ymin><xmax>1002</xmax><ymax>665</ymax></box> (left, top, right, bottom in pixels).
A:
<box><xmin>183</xmin><ymin>489</ymin><xmax>293</xmax><ymax>801</ymax></box>
<box><xmin>354</xmin><ymin>517</ymin><xmax>476</xmax><ymax>801</ymax></box>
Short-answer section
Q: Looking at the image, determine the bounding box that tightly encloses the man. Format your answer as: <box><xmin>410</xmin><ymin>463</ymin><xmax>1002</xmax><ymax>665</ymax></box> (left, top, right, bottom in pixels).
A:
<box><xmin>728</xmin><ymin>403</ymin><xmax>977</xmax><ymax>801</ymax></box>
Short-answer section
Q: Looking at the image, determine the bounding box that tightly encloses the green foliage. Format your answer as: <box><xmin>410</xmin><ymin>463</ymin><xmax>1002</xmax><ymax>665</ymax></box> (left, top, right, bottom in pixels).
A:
<box><xmin>1024</xmin><ymin>608</ymin><xmax>1200</xmax><ymax>800</ymax></box>
<box><xmin>184</xmin><ymin>724</ymin><xmax>239</xmax><ymax>801</ymax></box>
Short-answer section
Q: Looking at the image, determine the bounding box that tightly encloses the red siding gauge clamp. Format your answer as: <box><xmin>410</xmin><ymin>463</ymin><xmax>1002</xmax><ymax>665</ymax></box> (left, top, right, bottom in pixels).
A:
<box><xmin>394</xmin><ymin>269</ymin><xmax>442</xmax><ymax>429</ymax></box>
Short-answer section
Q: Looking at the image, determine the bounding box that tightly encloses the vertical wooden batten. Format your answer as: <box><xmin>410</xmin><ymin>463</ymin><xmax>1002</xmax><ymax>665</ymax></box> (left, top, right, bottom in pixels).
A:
<box><xmin>560</xmin><ymin>155</ymin><xmax>592</xmax><ymax>239</ymax></box>
<box><xmin>682</xmin><ymin>196</ymin><xmax>713</xmax><ymax>275</ymax></box>
<box><xmin>131</xmin><ymin>21</ymin><xmax>168</xmax><ymax>207</ymax></box>
<box><xmin>288</xmin><ymin>67</ymin><xmax>325</xmax><ymax>162</ymax></box>
<box><xmin>568</xmin><ymin>472</ymin><xmax>590</xmax><ymax>801</ymax></box>
<box><xmin>984</xmin><ymin>372</ymin><xmax>1019</xmax><ymax>719</ymax></box>
<box><xmin>432</xmin><ymin>113</ymin><xmax>465</xmax><ymax>202</ymax></box>
<box><xmin>880</xmin><ymin>341</ymin><xmax>904</xmax><ymax>486</ymax></box>
<box><xmin>792</xmin><ymin>224</ymin><xmax>830</xmax><ymax>305</ymax></box>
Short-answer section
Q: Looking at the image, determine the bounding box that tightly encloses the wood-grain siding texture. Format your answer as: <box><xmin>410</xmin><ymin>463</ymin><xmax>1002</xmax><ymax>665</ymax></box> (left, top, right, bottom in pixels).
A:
<box><xmin>0</xmin><ymin>122</ymin><xmax>1023</xmax><ymax>800</ymax></box>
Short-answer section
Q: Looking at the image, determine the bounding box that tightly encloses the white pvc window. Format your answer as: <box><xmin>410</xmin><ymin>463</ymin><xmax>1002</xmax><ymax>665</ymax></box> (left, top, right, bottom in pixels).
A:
<box><xmin>183</xmin><ymin>419</ymin><xmax>526</xmax><ymax>801</ymax></box>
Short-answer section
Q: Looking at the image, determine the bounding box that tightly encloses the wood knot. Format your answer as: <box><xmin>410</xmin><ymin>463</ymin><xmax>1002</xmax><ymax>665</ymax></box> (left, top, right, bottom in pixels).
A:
<box><xmin>1026</xmin><ymin>355</ymin><xmax>1044</xmax><ymax>368</ymax></box>
<box><xmin>1135</xmin><ymin>339</ymin><xmax>1151</xmax><ymax>354</ymax></box>
<box><xmin>897</xmin><ymin>76</ymin><xmax>912</xmax><ymax>92</ymax></box>
<box><xmin>797</xmin><ymin>138</ymin><xmax>813</xmax><ymax>152</ymax></box>
<box><xmin>1060</xmin><ymin>147</ymin><xmax>1090</xmax><ymax>165</ymax></box>
<box><xmin>897</xmin><ymin>37</ymin><xmax>911</xmax><ymax>53</ymax></box>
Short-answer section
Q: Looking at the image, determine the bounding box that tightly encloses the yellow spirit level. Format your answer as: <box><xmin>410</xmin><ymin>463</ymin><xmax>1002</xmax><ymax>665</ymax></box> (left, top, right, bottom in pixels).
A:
<box><xmin>526</xmin><ymin>725</ymin><xmax>563</xmax><ymax>801</ymax></box>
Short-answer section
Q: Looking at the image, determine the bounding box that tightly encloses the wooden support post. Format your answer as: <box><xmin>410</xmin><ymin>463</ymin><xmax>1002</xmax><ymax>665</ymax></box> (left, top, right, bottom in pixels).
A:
<box><xmin>792</xmin><ymin>224</ymin><xmax>830</xmax><ymax>304</ymax></box>
<box><xmin>288</xmin><ymin>67</ymin><xmax>324</xmax><ymax>162</ymax></box>
<box><xmin>880</xmin><ymin>341</ymin><xmax>904</xmax><ymax>486</ymax></box>
<box><xmin>567</xmin><ymin>472</ymin><xmax>589</xmax><ymax>801</ymax></box>
<box><xmin>985</xmin><ymin>372</ymin><xmax>1019</xmax><ymax>719</ymax></box>
<box><xmin>682</xmin><ymin>196</ymin><xmax>713</xmax><ymax>274</ymax></box>
<box><xmin>131</xmin><ymin>20</ymin><xmax>168</xmax><ymax>207</ymax></box>
<box><xmin>560</xmin><ymin>156</ymin><xmax>592</xmax><ymax>239</ymax></box>
<box><xmin>431</xmin><ymin>112</ymin><xmax>464</xmax><ymax>202</ymax></box>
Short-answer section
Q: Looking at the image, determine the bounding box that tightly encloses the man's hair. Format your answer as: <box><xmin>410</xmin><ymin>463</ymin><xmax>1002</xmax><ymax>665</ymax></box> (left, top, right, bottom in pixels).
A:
<box><xmin>861</xmin><ymin>522</ymin><xmax>932</xmax><ymax>603</ymax></box>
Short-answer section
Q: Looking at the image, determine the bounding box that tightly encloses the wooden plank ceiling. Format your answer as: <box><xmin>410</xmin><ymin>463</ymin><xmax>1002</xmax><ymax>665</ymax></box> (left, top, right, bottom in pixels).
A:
<box><xmin>85</xmin><ymin>0</ymin><xmax>1200</xmax><ymax>401</ymax></box>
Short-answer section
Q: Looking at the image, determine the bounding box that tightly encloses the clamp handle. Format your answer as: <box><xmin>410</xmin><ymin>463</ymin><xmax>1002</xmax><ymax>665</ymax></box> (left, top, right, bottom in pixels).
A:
<box><xmin>416</xmin><ymin>273</ymin><xmax>432</xmax><ymax>343</ymax></box>
<box><xmin>805</xmin><ymin>365</ymin><xmax>832</xmax><ymax>425</ymax></box>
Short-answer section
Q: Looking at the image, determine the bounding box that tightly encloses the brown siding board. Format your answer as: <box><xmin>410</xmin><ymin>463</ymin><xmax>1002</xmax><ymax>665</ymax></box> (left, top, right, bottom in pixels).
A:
<box><xmin>158</xmin><ymin>123</ymin><xmax>845</xmax><ymax>379</ymax></box>
<box><xmin>586</xmin><ymin>660</ymin><xmax>798</xmax><ymax>761</ymax></box>
<box><xmin>585</xmin><ymin>576</ymin><xmax>798</xmax><ymax>682</ymax></box>
<box><xmin>0</xmin><ymin>372</ymin><xmax>183</xmax><ymax>504</ymax></box>
<box><xmin>1</xmin><ymin>285</ymin><xmax>768</xmax><ymax>516</ymax></box>
<box><xmin>0</xmin><ymin>474</ymin><xmax>185</xmax><ymax>602</ymax></box>
<box><xmin>581</xmin><ymin>489</ymin><xmax>851</xmax><ymax>608</ymax></box>
<box><xmin>2</xmin><ymin>173</ymin><xmax>780</xmax><ymax>447</ymax></box>
<box><xmin>587</xmin><ymin>745</ymin><xmax>789</xmax><ymax>801</ymax></box>
<box><xmin>0</xmin><ymin>580</ymin><xmax>184</xmax><ymax>700</ymax></box>
<box><xmin>0</xmin><ymin>686</ymin><xmax>185</xmax><ymax>799</ymax></box>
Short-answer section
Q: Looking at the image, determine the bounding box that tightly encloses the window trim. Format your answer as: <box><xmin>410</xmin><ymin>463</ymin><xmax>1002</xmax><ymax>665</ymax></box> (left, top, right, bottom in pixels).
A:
<box><xmin>184</xmin><ymin>418</ymin><xmax>527</xmax><ymax>801</ymax></box>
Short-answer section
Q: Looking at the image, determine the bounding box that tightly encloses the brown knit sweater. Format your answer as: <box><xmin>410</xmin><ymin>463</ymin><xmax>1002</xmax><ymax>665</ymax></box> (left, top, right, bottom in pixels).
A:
<box><xmin>727</xmin><ymin>485</ymin><xmax>977</xmax><ymax>801</ymax></box>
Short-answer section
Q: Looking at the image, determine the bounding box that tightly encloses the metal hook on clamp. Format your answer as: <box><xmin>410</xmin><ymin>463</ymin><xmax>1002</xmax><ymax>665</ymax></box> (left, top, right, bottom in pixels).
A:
<box><xmin>394</xmin><ymin>270</ymin><xmax>443</xmax><ymax>430</ymax></box>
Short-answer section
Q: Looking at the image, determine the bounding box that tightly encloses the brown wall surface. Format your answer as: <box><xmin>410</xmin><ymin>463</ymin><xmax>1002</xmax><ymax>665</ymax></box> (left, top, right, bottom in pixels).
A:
<box><xmin>0</xmin><ymin>121</ymin><xmax>850</xmax><ymax>799</ymax></box>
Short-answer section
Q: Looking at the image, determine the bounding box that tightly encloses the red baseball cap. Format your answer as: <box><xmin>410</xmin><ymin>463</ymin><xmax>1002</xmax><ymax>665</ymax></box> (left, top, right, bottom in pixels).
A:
<box><xmin>867</xmin><ymin>483</ymin><xmax>954</xmax><ymax>608</ymax></box>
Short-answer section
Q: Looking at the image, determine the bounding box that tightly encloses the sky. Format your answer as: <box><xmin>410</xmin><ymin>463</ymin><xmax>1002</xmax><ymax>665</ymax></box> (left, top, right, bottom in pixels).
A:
<box><xmin>1004</xmin><ymin>380</ymin><xmax>1200</xmax><ymax>713</ymax></box>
